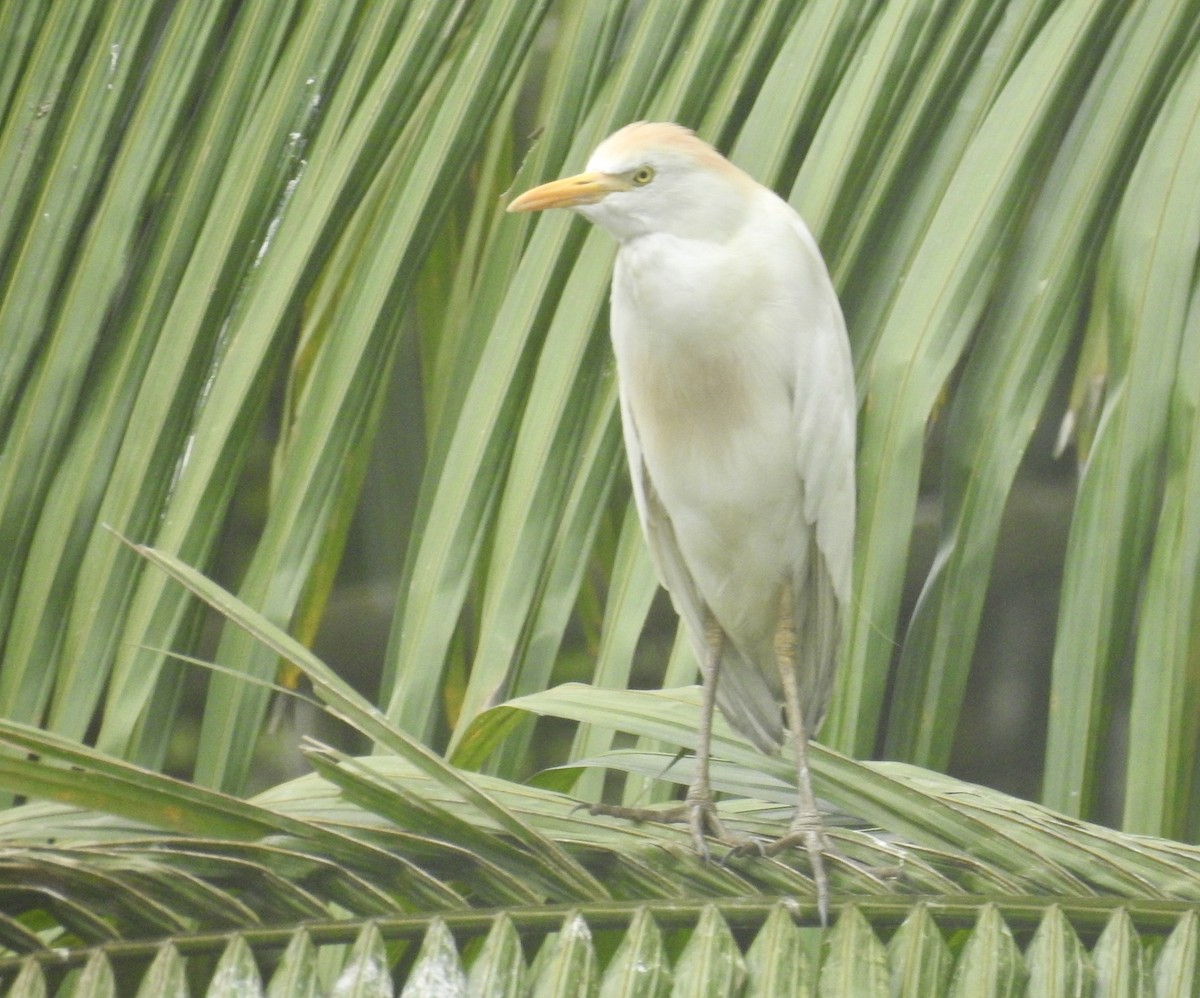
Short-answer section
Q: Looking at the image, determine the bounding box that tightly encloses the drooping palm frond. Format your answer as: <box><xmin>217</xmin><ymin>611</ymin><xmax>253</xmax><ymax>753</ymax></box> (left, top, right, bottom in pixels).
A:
<box><xmin>2</xmin><ymin>679</ymin><xmax>1199</xmax><ymax>994</ymax></box>
<box><xmin>4</xmin><ymin>548</ymin><xmax>1198</xmax><ymax>992</ymax></box>
<box><xmin>0</xmin><ymin>0</ymin><xmax>552</xmax><ymax>792</ymax></box>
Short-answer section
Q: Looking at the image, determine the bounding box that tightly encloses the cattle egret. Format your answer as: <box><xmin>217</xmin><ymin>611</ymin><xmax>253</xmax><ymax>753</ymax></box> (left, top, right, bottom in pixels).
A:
<box><xmin>508</xmin><ymin>122</ymin><xmax>855</xmax><ymax>922</ymax></box>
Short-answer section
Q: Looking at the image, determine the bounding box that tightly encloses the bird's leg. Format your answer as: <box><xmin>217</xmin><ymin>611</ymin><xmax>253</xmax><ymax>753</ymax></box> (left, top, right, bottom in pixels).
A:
<box><xmin>584</xmin><ymin>612</ymin><xmax>728</xmax><ymax>855</ymax></box>
<box><xmin>767</xmin><ymin>579</ymin><xmax>833</xmax><ymax>925</ymax></box>
<box><xmin>682</xmin><ymin>611</ymin><xmax>730</xmax><ymax>854</ymax></box>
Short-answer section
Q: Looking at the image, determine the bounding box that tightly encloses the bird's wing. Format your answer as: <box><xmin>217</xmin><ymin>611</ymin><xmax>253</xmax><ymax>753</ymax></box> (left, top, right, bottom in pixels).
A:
<box><xmin>618</xmin><ymin>380</ymin><xmax>786</xmax><ymax>752</ymax></box>
<box><xmin>617</xmin><ymin>379</ymin><xmax>705</xmax><ymax>638</ymax></box>
<box><xmin>787</xmin><ymin>221</ymin><xmax>856</xmax><ymax>735</ymax></box>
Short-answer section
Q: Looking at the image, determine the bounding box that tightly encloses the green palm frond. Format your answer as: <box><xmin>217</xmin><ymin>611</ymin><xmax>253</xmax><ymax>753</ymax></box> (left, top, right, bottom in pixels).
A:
<box><xmin>2</xmin><ymin>554</ymin><xmax>1197</xmax><ymax>991</ymax></box>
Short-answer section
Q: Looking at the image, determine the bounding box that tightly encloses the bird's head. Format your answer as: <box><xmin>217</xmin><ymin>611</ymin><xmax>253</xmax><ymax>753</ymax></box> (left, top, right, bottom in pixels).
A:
<box><xmin>507</xmin><ymin>122</ymin><xmax>756</xmax><ymax>242</ymax></box>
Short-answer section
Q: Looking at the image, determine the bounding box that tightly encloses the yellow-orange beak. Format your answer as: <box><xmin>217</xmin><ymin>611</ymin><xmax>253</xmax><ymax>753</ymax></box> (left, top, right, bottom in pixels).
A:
<box><xmin>507</xmin><ymin>171</ymin><xmax>628</xmax><ymax>212</ymax></box>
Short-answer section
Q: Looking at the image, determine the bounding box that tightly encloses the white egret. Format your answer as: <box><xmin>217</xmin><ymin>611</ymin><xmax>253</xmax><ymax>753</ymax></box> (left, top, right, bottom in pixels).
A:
<box><xmin>508</xmin><ymin>122</ymin><xmax>855</xmax><ymax>922</ymax></box>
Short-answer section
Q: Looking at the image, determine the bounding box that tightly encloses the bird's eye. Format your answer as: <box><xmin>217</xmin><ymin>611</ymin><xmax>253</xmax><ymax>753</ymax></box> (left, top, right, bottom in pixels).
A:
<box><xmin>631</xmin><ymin>166</ymin><xmax>655</xmax><ymax>186</ymax></box>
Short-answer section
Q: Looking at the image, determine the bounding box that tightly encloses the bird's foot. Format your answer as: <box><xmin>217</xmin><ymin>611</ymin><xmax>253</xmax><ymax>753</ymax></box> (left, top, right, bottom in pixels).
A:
<box><xmin>583</xmin><ymin>801</ymin><xmax>689</xmax><ymax>823</ymax></box>
<box><xmin>586</xmin><ymin>788</ymin><xmax>729</xmax><ymax>861</ymax></box>
<box><xmin>761</xmin><ymin>816</ymin><xmax>829</xmax><ymax>857</ymax></box>
<box><xmin>747</xmin><ymin>811</ymin><xmax>833</xmax><ymax>926</ymax></box>
<box><xmin>683</xmin><ymin>790</ymin><xmax>729</xmax><ymax>862</ymax></box>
